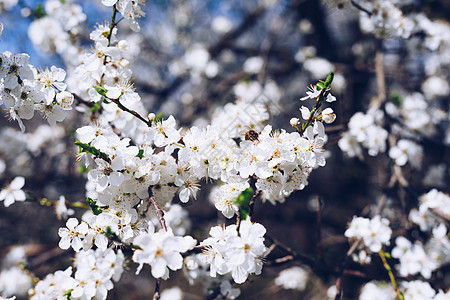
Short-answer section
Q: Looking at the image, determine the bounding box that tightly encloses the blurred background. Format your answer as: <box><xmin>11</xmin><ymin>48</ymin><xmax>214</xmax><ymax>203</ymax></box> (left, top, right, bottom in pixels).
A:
<box><xmin>0</xmin><ymin>0</ymin><xmax>449</xmax><ymax>299</ymax></box>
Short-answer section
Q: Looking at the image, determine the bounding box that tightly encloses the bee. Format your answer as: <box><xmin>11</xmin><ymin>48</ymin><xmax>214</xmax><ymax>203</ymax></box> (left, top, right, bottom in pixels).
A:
<box><xmin>244</xmin><ymin>129</ymin><xmax>260</xmax><ymax>142</ymax></box>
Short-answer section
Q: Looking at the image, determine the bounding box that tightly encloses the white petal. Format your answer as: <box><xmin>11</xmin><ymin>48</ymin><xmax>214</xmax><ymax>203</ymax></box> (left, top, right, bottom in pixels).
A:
<box><xmin>13</xmin><ymin>190</ymin><xmax>26</xmax><ymax>201</ymax></box>
<box><xmin>59</xmin><ymin>237</ymin><xmax>71</xmax><ymax>250</ymax></box>
<box><xmin>10</xmin><ymin>176</ymin><xmax>25</xmax><ymax>189</ymax></box>
<box><xmin>66</xmin><ymin>218</ymin><xmax>79</xmax><ymax>230</ymax></box>
<box><xmin>151</xmin><ymin>258</ymin><xmax>168</xmax><ymax>278</ymax></box>
<box><xmin>299</xmin><ymin>106</ymin><xmax>310</xmax><ymax>120</ymax></box>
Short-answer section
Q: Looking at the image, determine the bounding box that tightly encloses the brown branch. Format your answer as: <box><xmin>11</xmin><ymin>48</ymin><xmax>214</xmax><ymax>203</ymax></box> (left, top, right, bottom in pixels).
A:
<box><xmin>265</xmin><ymin>236</ymin><xmax>316</xmax><ymax>267</ymax></box>
<box><xmin>335</xmin><ymin>191</ymin><xmax>389</xmax><ymax>299</ymax></box>
<box><xmin>351</xmin><ymin>0</ymin><xmax>373</xmax><ymax>16</ymax></box>
<box><xmin>28</xmin><ymin>246</ymin><xmax>66</xmax><ymax>269</ymax></box>
<box><xmin>335</xmin><ymin>239</ymin><xmax>362</xmax><ymax>300</ymax></box>
<box><xmin>153</xmin><ymin>279</ymin><xmax>161</xmax><ymax>300</ymax></box>
<box><xmin>73</xmin><ymin>93</ymin><xmax>94</xmax><ymax>107</ymax></box>
<box><xmin>149</xmin><ymin>196</ymin><xmax>167</xmax><ymax>232</ymax></box>
<box><xmin>111</xmin><ymin>98</ymin><xmax>152</xmax><ymax>127</ymax></box>
<box><xmin>375</xmin><ymin>50</ymin><xmax>386</xmax><ymax>104</ymax></box>
<box><xmin>249</xmin><ymin>190</ymin><xmax>261</xmax><ymax>220</ymax></box>
<box><xmin>265</xmin><ymin>235</ymin><xmax>369</xmax><ymax>282</ymax></box>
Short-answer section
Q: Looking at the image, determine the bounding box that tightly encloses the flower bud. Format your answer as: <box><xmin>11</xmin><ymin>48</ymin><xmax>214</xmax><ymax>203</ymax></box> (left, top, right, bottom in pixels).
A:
<box><xmin>322</xmin><ymin>108</ymin><xmax>336</xmax><ymax>123</ymax></box>
<box><xmin>148</xmin><ymin>113</ymin><xmax>156</xmax><ymax>121</ymax></box>
<box><xmin>290</xmin><ymin>117</ymin><xmax>299</xmax><ymax>126</ymax></box>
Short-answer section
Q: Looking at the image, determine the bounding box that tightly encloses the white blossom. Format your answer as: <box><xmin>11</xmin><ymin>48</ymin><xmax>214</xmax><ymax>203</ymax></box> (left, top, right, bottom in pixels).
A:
<box><xmin>0</xmin><ymin>176</ymin><xmax>26</xmax><ymax>207</ymax></box>
<box><xmin>275</xmin><ymin>266</ymin><xmax>308</xmax><ymax>290</ymax></box>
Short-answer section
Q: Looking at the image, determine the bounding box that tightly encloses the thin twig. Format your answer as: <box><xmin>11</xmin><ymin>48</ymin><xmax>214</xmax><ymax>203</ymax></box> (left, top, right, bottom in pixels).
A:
<box><xmin>350</xmin><ymin>0</ymin><xmax>372</xmax><ymax>16</ymax></box>
<box><xmin>248</xmin><ymin>190</ymin><xmax>261</xmax><ymax>220</ymax></box>
<box><xmin>149</xmin><ymin>196</ymin><xmax>167</xmax><ymax>232</ymax></box>
<box><xmin>379</xmin><ymin>249</ymin><xmax>404</xmax><ymax>300</ymax></box>
<box><xmin>73</xmin><ymin>93</ymin><xmax>94</xmax><ymax>107</ymax></box>
<box><xmin>110</xmin><ymin>98</ymin><xmax>152</xmax><ymax>127</ymax></box>
<box><xmin>265</xmin><ymin>236</ymin><xmax>316</xmax><ymax>267</ymax></box>
<box><xmin>153</xmin><ymin>279</ymin><xmax>161</xmax><ymax>300</ymax></box>
<box><xmin>334</xmin><ymin>239</ymin><xmax>362</xmax><ymax>300</ymax></box>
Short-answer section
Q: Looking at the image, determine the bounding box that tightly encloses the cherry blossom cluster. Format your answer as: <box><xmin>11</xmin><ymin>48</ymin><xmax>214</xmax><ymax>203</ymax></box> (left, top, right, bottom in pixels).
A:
<box><xmin>198</xmin><ymin>218</ymin><xmax>267</xmax><ymax>284</ymax></box>
<box><xmin>67</xmin><ymin>21</ymin><xmax>147</xmax><ymax>141</ymax></box>
<box><xmin>0</xmin><ymin>52</ymin><xmax>74</xmax><ymax>131</ymax></box>
<box><xmin>357</xmin><ymin>0</ymin><xmax>450</xmax><ymax>43</ymax></box>
<box><xmin>274</xmin><ymin>266</ymin><xmax>309</xmax><ymax>291</ymax></box>
<box><xmin>339</xmin><ymin>0</ymin><xmax>450</xmax><ymax>168</ymax></box>
<box><xmin>358</xmin><ymin>0</ymin><xmax>415</xmax><ymax>38</ymax></box>
<box><xmin>390</xmin><ymin>189</ymin><xmax>450</xmax><ymax>279</ymax></box>
<box><xmin>28</xmin><ymin>0</ymin><xmax>86</xmax><ymax>55</ymax></box>
<box><xmin>60</xmin><ymin>78</ymin><xmax>331</xmax><ymax>289</ymax></box>
<box><xmin>0</xmin><ymin>0</ymin><xmax>449</xmax><ymax>299</ymax></box>
<box><xmin>101</xmin><ymin>0</ymin><xmax>146</xmax><ymax>32</ymax></box>
<box><xmin>344</xmin><ymin>190</ymin><xmax>450</xmax><ymax>299</ymax></box>
<box><xmin>344</xmin><ymin>215</ymin><xmax>392</xmax><ymax>254</ymax></box>
<box><xmin>0</xmin><ymin>247</ymin><xmax>31</xmax><ymax>298</ymax></box>
<box><xmin>132</xmin><ymin>222</ymin><xmax>197</xmax><ymax>279</ymax></box>
<box><xmin>181</xmin><ymin>257</ymin><xmax>241</xmax><ymax>299</ymax></box>
<box><xmin>338</xmin><ymin>105</ymin><xmax>388</xmax><ymax>159</ymax></box>
<box><xmin>29</xmin><ymin>248</ymin><xmax>124</xmax><ymax>300</ymax></box>
<box><xmin>359</xmin><ymin>280</ymin><xmax>450</xmax><ymax>300</ymax></box>
<box><xmin>0</xmin><ymin>10</ymin><xmax>337</xmax><ymax>293</ymax></box>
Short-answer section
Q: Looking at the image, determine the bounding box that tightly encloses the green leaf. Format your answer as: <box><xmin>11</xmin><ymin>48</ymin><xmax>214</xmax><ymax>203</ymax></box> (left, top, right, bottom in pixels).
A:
<box><xmin>390</xmin><ymin>92</ymin><xmax>403</xmax><ymax>107</ymax></box>
<box><xmin>324</xmin><ymin>71</ymin><xmax>334</xmax><ymax>88</ymax></box>
<box><xmin>86</xmin><ymin>197</ymin><xmax>103</xmax><ymax>215</ymax></box>
<box><xmin>93</xmin><ymin>85</ymin><xmax>108</xmax><ymax>97</ymax></box>
<box><xmin>75</xmin><ymin>141</ymin><xmax>110</xmax><ymax>162</ymax></box>
<box><xmin>156</xmin><ymin>112</ymin><xmax>165</xmax><ymax>121</ymax></box>
<box><xmin>315</xmin><ymin>71</ymin><xmax>334</xmax><ymax>91</ymax></box>
<box><xmin>33</xmin><ymin>4</ymin><xmax>46</xmax><ymax>19</ymax></box>
<box><xmin>76</xmin><ymin>164</ymin><xmax>89</xmax><ymax>174</ymax></box>
<box><xmin>233</xmin><ymin>188</ymin><xmax>254</xmax><ymax>219</ymax></box>
<box><xmin>105</xmin><ymin>226</ymin><xmax>115</xmax><ymax>238</ymax></box>
<box><xmin>136</xmin><ymin>149</ymin><xmax>144</xmax><ymax>159</ymax></box>
<box><xmin>64</xmin><ymin>289</ymin><xmax>72</xmax><ymax>300</ymax></box>
<box><xmin>90</xmin><ymin>101</ymin><xmax>102</xmax><ymax>113</ymax></box>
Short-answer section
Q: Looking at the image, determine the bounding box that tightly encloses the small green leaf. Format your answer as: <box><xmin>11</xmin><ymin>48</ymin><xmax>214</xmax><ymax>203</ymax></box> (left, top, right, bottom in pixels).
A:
<box><xmin>315</xmin><ymin>71</ymin><xmax>334</xmax><ymax>91</ymax></box>
<box><xmin>390</xmin><ymin>93</ymin><xmax>403</xmax><ymax>107</ymax></box>
<box><xmin>156</xmin><ymin>112</ymin><xmax>165</xmax><ymax>121</ymax></box>
<box><xmin>90</xmin><ymin>101</ymin><xmax>102</xmax><ymax>113</ymax></box>
<box><xmin>33</xmin><ymin>4</ymin><xmax>46</xmax><ymax>19</ymax></box>
<box><xmin>136</xmin><ymin>149</ymin><xmax>144</xmax><ymax>159</ymax></box>
<box><xmin>324</xmin><ymin>71</ymin><xmax>334</xmax><ymax>88</ymax></box>
<box><xmin>64</xmin><ymin>289</ymin><xmax>72</xmax><ymax>300</ymax></box>
<box><xmin>105</xmin><ymin>226</ymin><xmax>115</xmax><ymax>238</ymax></box>
<box><xmin>86</xmin><ymin>197</ymin><xmax>103</xmax><ymax>215</ymax></box>
<box><xmin>93</xmin><ymin>85</ymin><xmax>108</xmax><ymax>97</ymax></box>
<box><xmin>233</xmin><ymin>188</ymin><xmax>254</xmax><ymax>219</ymax></box>
<box><xmin>76</xmin><ymin>164</ymin><xmax>89</xmax><ymax>174</ymax></box>
<box><xmin>75</xmin><ymin>141</ymin><xmax>110</xmax><ymax>162</ymax></box>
